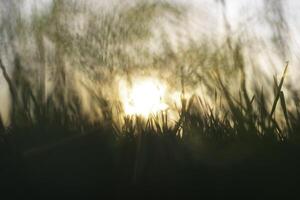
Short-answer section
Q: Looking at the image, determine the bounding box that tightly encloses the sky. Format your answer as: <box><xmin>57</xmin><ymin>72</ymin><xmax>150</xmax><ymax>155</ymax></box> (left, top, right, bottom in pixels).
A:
<box><xmin>16</xmin><ymin>0</ymin><xmax>299</xmax><ymax>81</ymax></box>
<box><xmin>11</xmin><ymin>0</ymin><xmax>300</xmax><ymax>43</ymax></box>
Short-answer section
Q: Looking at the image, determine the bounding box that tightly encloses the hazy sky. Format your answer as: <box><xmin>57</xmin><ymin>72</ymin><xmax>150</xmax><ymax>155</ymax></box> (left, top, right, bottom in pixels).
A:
<box><xmin>12</xmin><ymin>0</ymin><xmax>300</xmax><ymax>36</ymax></box>
<box><xmin>1</xmin><ymin>0</ymin><xmax>300</xmax><ymax>82</ymax></box>
<box><xmin>16</xmin><ymin>0</ymin><xmax>300</xmax><ymax>40</ymax></box>
<box><xmin>17</xmin><ymin>0</ymin><xmax>299</xmax><ymax>77</ymax></box>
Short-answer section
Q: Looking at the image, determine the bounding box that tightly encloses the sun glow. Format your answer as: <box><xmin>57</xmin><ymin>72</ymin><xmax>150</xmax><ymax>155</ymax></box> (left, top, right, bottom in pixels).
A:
<box><xmin>119</xmin><ymin>78</ymin><xmax>169</xmax><ymax>117</ymax></box>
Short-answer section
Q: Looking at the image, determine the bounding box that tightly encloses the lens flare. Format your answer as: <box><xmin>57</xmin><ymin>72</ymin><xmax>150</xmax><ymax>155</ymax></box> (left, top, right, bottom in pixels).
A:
<box><xmin>119</xmin><ymin>78</ymin><xmax>168</xmax><ymax>117</ymax></box>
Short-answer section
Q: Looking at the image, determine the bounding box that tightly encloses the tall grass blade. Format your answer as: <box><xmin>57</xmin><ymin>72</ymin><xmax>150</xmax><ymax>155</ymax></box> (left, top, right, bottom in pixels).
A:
<box><xmin>270</xmin><ymin>62</ymin><xmax>289</xmax><ymax>119</ymax></box>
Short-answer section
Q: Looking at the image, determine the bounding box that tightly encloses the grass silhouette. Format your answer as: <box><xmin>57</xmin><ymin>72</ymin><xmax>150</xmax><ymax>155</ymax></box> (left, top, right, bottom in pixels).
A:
<box><xmin>0</xmin><ymin>0</ymin><xmax>299</xmax><ymax>198</ymax></box>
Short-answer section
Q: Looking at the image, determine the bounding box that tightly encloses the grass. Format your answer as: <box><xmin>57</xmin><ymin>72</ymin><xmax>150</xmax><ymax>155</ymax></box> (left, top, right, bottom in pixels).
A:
<box><xmin>1</xmin><ymin>0</ymin><xmax>300</xmax><ymax>198</ymax></box>
<box><xmin>1</xmin><ymin>59</ymin><xmax>300</xmax><ymax>198</ymax></box>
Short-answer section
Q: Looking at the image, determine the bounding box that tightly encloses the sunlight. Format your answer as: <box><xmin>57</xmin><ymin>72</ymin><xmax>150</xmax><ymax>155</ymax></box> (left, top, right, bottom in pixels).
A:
<box><xmin>119</xmin><ymin>78</ymin><xmax>169</xmax><ymax>117</ymax></box>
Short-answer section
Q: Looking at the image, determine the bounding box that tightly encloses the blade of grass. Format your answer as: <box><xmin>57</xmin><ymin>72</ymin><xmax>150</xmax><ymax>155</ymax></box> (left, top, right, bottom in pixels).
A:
<box><xmin>269</xmin><ymin>62</ymin><xmax>289</xmax><ymax>119</ymax></box>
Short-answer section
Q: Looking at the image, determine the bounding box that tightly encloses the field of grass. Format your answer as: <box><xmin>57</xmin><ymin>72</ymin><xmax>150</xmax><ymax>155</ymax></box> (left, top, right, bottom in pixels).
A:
<box><xmin>1</xmin><ymin>60</ymin><xmax>300</xmax><ymax>198</ymax></box>
<box><xmin>1</xmin><ymin>0</ymin><xmax>300</xmax><ymax>198</ymax></box>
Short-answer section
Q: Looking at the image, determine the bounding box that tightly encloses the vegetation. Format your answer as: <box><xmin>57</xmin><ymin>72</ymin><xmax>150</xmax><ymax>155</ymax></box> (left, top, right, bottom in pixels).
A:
<box><xmin>0</xmin><ymin>0</ymin><xmax>299</xmax><ymax>198</ymax></box>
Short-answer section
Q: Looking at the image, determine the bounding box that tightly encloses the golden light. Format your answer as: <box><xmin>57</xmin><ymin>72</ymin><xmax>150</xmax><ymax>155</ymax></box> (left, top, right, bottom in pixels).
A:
<box><xmin>119</xmin><ymin>78</ymin><xmax>169</xmax><ymax>117</ymax></box>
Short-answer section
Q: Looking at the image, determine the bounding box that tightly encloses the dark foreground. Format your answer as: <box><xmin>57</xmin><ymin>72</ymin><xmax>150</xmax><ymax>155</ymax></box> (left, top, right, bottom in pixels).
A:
<box><xmin>1</xmin><ymin>129</ymin><xmax>300</xmax><ymax>199</ymax></box>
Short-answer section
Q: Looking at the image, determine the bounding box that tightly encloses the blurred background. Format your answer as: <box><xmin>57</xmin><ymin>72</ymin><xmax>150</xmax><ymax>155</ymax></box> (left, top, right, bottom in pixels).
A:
<box><xmin>0</xmin><ymin>0</ymin><xmax>299</xmax><ymax>125</ymax></box>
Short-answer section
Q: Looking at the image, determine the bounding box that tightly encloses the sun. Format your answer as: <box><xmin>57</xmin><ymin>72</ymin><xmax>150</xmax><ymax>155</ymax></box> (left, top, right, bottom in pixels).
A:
<box><xmin>119</xmin><ymin>78</ymin><xmax>168</xmax><ymax>117</ymax></box>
